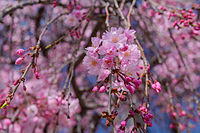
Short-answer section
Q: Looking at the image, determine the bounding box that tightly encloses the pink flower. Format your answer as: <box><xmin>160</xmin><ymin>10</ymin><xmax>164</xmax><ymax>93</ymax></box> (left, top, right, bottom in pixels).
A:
<box><xmin>99</xmin><ymin>86</ymin><xmax>106</xmax><ymax>93</ymax></box>
<box><xmin>91</xmin><ymin>37</ymin><xmax>101</xmax><ymax>48</ymax></box>
<box><xmin>121</xmin><ymin>121</ymin><xmax>126</xmax><ymax>127</ymax></box>
<box><xmin>65</xmin><ymin>13</ymin><xmax>79</xmax><ymax>28</ymax></box>
<box><xmin>15</xmin><ymin>57</ymin><xmax>24</xmax><ymax>65</ymax></box>
<box><xmin>83</xmin><ymin>54</ymin><xmax>101</xmax><ymax>75</ymax></box>
<box><xmin>26</xmin><ymin>104</ymin><xmax>38</xmax><ymax>118</ymax></box>
<box><xmin>124</xmin><ymin>28</ymin><xmax>136</xmax><ymax>43</ymax></box>
<box><xmin>121</xmin><ymin>45</ymin><xmax>140</xmax><ymax>64</ymax></box>
<box><xmin>16</xmin><ymin>49</ymin><xmax>25</xmax><ymax>56</ymax></box>
<box><xmin>102</xmin><ymin>55</ymin><xmax>114</xmax><ymax>69</ymax></box>
<box><xmin>97</xmin><ymin>69</ymin><xmax>110</xmax><ymax>81</ymax></box>
<box><xmin>102</xmin><ymin>27</ymin><xmax>127</xmax><ymax>49</ymax></box>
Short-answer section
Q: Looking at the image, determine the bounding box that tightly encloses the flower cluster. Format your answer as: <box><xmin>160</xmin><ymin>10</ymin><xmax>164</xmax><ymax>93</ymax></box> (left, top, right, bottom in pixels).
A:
<box><xmin>83</xmin><ymin>27</ymin><xmax>141</xmax><ymax>94</ymax></box>
<box><xmin>151</xmin><ymin>81</ymin><xmax>162</xmax><ymax>94</ymax></box>
<box><xmin>139</xmin><ymin>105</ymin><xmax>153</xmax><ymax>127</ymax></box>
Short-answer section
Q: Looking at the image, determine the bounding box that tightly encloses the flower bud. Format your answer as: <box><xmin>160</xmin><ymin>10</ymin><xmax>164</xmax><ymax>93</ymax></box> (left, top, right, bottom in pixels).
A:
<box><xmin>121</xmin><ymin>121</ymin><xmax>126</xmax><ymax>127</ymax></box>
<box><xmin>15</xmin><ymin>57</ymin><xmax>24</xmax><ymax>65</ymax></box>
<box><xmin>99</xmin><ymin>86</ymin><xmax>106</xmax><ymax>93</ymax></box>
<box><xmin>35</xmin><ymin>71</ymin><xmax>40</xmax><ymax>79</ymax></box>
<box><xmin>92</xmin><ymin>86</ymin><xmax>98</xmax><ymax>93</ymax></box>
<box><xmin>16</xmin><ymin>49</ymin><xmax>25</xmax><ymax>56</ymax></box>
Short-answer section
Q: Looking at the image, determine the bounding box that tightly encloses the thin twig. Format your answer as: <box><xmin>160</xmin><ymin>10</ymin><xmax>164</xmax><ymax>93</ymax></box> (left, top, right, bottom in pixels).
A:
<box><xmin>105</xmin><ymin>2</ymin><xmax>110</xmax><ymax>30</ymax></box>
<box><xmin>113</xmin><ymin>0</ymin><xmax>128</xmax><ymax>26</ymax></box>
<box><xmin>36</xmin><ymin>12</ymin><xmax>68</xmax><ymax>47</ymax></box>
<box><xmin>135</xmin><ymin>39</ymin><xmax>149</xmax><ymax>130</ymax></box>
<box><xmin>120</xmin><ymin>0</ymin><xmax>126</xmax><ymax>10</ymax></box>
<box><xmin>127</xmin><ymin>0</ymin><xmax>137</xmax><ymax>28</ymax></box>
<box><xmin>45</xmin><ymin>8</ymin><xmax>94</xmax><ymax>50</ymax></box>
<box><xmin>65</xmin><ymin>62</ymin><xmax>75</xmax><ymax>118</ymax></box>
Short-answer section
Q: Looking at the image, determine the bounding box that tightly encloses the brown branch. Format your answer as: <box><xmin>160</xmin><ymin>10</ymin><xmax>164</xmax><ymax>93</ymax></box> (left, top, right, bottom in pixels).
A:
<box><xmin>1</xmin><ymin>12</ymin><xmax>68</xmax><ymax>109</ymax></box>
<box><xmin>135</xmin><ymin>39</ymin><xmax>149</xmax><ymax>130</ymax></box>
<box><xmin>45</xmin><ymin>7</ymin><xmax>94</xmax><ymax>50</ymax></box>
<box><xmin>0</xmin><ymin>0</ymin><xmax>67</xmax><ymax>23</ymax></box>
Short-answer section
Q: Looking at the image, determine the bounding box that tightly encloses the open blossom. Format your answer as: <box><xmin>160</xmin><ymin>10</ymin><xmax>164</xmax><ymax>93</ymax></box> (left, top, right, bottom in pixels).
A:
<box><xmin>83</xmin><ymin>53</ymin><xmax>101</xmax><ymax>75</ymax></box>
<box><xmin>65</xmin><ymin>13</ymin><xmax>79</xmax><ymax>27</ymax></box>
<box><xmin>26</xmin><ymin>104</ymin><xmax>38</xmax><ymax>118</ymax></box>
<box><xmin>102</xmin><ymin>27</ymin><xmax>127</xmax><ymax>49</ymax></box>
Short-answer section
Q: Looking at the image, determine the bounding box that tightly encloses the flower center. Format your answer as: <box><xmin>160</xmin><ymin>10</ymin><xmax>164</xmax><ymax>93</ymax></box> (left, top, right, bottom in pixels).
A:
<box><xmin>69</xmin><ymin>18</ymin><xmax>74</xmax><ymax>22</ymax></box>
<box><xmin>124</xmin><ymin>52</ymin><xmax>129</xmax><ymax>57</ymax></box>
<box><xmin>91</xmin><ymin>60</ymin><xmax>97</xmax><ymax>66</ymax></box>
<box><xmin>112</xmin><ymin>36</ymin><xmax>118</xmax><ymax>43</ymax></box>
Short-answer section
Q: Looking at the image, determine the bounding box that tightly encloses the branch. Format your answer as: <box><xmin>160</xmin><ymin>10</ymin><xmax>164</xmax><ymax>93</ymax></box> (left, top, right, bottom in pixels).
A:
<box><xmin>0</xmin><ymin>0</ymin><xmax>67</xmax><ymax>23</ymax></box>
<box><xmin>135</xmin><ymin>39</ymin><xmax>149</xmax><ymax>130</ymax></box>
<box><xmin>105</xmin><ymin>2</ymin><xmax>110</xmax><ymax>30</ymax></box>
<box><xmin>113</xmin><ymin>0</ymin><xmax>128</xmax><ymax>26</ymax></box>
<box><xmin>127</xmin><ymin>0</ymin><xmax>137</xmax><ymax>28</ymax></box>
<box><xmin>1</xmin><ymin>12</ymin><xmax>68</xmax><ymax>109</ymax></box>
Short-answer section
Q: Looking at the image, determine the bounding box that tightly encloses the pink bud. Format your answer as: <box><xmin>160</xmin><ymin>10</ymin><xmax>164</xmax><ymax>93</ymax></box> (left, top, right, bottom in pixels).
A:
<box><xmin>53</xmin><ymin>1</ymin><xmax>57</xmax><ymax>7</ymax></box>
<box><xmin>120</xmin><ymin>95</ymin><xmax>126</xmax><ymax>101</ymax></box>
<box><xmin>148</xmin><ymin>121</ymin><xmax>153</xmax><ymax>127</ymax></box>
<box><xmin>125</xmin><ymin>84</ymin><xmax>135</xmax><ymax>94</ymax></box>
<box><xmin>92</xmin><ymin>86</ymin><xmax>98</xmax><ymax>93</ymax></box>
<box><xmin>125</xmin><ymin>77</ymin><xmax>132</xmax><ymax>82</ymax></box>
<box><xmin>138</xmin><ymin>65</ymin><xmax>143</xmax><ymax>69</ymax></box>
<box><xmin>15</xmin><ymin>57</ymin><xmax>24</xmax><ymax>65</ymax></box>
<box><xmin>129</xmin><ymin>110</ymin><xmax>135</xmax><ymax>116</ymax></box>
<box><xmin>151</xmin><ymin>81</ymin><xmax>161</xmax><ymax>94</ymax></box>
<box><xmin>170</xmin><ymin>123</ymin><xmax>177</xmax><ymax>129</ymax></box>
<box><xmin>151</xmin><ymin>83</ymin><xmax>156</xmax><ymax>89</ymax></box>
<box><xmin>13</xmin><ymin>79</ymin><xmax>19</xmax><ymax>86</ymax></box>
<box><xmin>171</xmin><ymin>112</ymin><xmax>177</xmax><ymax>117</ymax></box>
<box><xmin>35</xmin><ymin>71</ymin><xmax>40</xmax><ymax>79</ymax></box>
<box><xmin>179</xmin><ymin>110</ymin><xmax>186</xmax><ymax>117</ymax></box>
<box><xmin>23</xmin><ymin>86</ymin><xmax>27</xmax><ymax>91</ymax></box>
<box><xmin>99</xmin><ymin>86</ymin><xmax>106</xmax><ymax>93</ymax></box>
<box><xmin>57</xmin><ymin>96</ymin><xmax>62</xmax><ymax>104</ymax></box>
<box><xmin>121</xmin><ymin>121</ymin><xmax>126</xmax><ymax>127</ymax></box>
<box><xmin>180</xmin><ymin>124</ymin><xmax>186</xmax><ymax>130</ymax></box>
<box><xmin>16</xmin><ymin>49</ymin><xmax>25</xmax><ymax>56</ymax></box>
